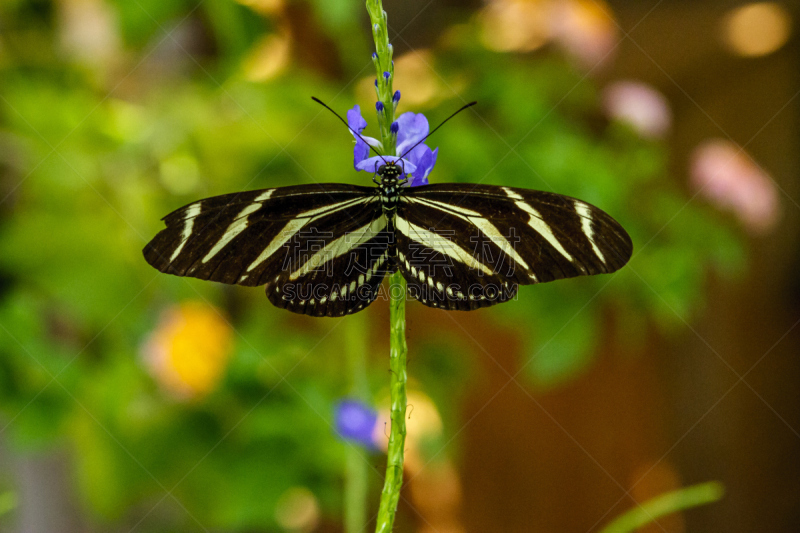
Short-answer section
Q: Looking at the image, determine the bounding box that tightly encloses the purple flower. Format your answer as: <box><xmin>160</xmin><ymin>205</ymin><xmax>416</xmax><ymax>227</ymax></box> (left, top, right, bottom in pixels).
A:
<box><xmin>346</xmin><ymin>105</ymin><xmax>383</xmax><ymax>169</ymax></box>
<box><xmin>334</xmin><ymin>400</ymin><xmax>378</xmax><ymax>448</ymax></box>
<box><xmin>347</xmin><ymin>106</ymin><xmax>438</xmax><ymax>187</ymax></box>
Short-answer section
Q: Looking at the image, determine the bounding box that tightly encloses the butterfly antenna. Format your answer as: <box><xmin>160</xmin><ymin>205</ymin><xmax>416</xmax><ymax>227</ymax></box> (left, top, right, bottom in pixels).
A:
<box><xmin>398</xmin><ymin>101</ymin><xmax>477</xmax><ymax>160</ymax></box>
<box><xmin>311</xmin><ymin>97</ymin><xmax>387</xmax><ymax>164</ymax></box>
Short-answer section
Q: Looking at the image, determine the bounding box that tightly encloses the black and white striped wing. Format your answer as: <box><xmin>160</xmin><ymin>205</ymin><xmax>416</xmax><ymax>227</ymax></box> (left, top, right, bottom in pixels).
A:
<box><xmin>143</xmin><ymin>184</ymin><xmax>393</xmax><ymax>317</ymax></box>
<box><xmin>396</xmin><ymin>184</ymin><xmax>632</xmax><ymax>311</ymax></box>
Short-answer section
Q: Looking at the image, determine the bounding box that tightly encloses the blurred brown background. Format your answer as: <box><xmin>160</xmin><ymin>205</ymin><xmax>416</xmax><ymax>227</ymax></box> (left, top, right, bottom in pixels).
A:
<box><xmin>439</xmin><ymin>1</ymin><xmax>800</xmax><ymax>531</ymax></box>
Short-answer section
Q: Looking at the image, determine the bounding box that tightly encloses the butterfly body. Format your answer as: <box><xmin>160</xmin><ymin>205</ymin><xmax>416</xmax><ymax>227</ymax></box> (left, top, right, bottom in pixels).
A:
<box><xmin>144</xmin><ymin>158</ymin><xmax>632</xmax><ymax>317</ymax></box>
<box><xmin>376</xmin><ymin>163</ymin><xmax>404</xmax><ymax>216</ymax></box>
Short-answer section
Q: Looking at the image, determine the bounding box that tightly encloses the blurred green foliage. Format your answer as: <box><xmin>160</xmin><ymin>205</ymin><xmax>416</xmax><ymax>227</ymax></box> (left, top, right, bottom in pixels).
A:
<box><xmin>0</xmin><ymin>0</ymin><xmax>743</xmax><ymax>530</ymax></box>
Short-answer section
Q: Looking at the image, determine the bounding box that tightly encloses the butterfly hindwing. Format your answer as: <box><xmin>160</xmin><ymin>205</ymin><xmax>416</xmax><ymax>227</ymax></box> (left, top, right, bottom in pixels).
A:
<box><xmin>265</xmin><ymin>211</ymin><xmax>395</xmax><ymax>317</ymax></box>
<box><xmin>392</xmin><ymin>207</ymin><xmax>519</xmax><ymax>311</ymax></box>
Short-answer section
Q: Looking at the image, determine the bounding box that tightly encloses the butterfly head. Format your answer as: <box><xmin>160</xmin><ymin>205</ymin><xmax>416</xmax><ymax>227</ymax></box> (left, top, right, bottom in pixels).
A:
<box><xmin>378</xmin><ymin>161</ymin><xmax>403</xmax><ymax>182</ymax></box>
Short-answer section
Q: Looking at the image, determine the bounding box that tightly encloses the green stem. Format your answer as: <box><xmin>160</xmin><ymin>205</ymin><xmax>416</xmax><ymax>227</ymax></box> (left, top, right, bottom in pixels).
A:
<box><xmin>365</xmin><ymin>2</ymin><xmax>407</xmax><ymax>531</ymax></box>
<box><xmin>375</xmin><ymin>272</ymin><xmax>408</xmax><ymax>533</ymax></box>
<box><xmin>366</xmin><ymin>0</ymin><xmax>396</xmax><ymax>153</ymax></box>
<box><xmin>345</xmin><ymin>448</ymin><xmax>369</xmax><ymax>533</ymax></box>
<box><xmin>599</xmin><ymin>481</ymin><xmax>725</xmax><ymax>533</ymax></box>
<box><xmin>344</xmin><ymin>313</ymin><xmax>370</xmax><ymax>533</ymax></box>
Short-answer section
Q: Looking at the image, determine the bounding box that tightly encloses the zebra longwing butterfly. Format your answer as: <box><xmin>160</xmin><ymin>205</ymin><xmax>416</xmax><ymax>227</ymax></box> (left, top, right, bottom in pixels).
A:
<box><xmin>143</xmin><ymin>102</ymin><xmax>632</xmax><ymax>317</ymax></box>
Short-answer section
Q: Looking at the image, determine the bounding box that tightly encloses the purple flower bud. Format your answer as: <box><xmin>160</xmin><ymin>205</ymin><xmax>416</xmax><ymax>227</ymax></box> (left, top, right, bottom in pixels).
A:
<box><xmin>374</xmin><ymin>79</ymin><xmax>378</xmax><ymax>87</ymax></box>
<box><xmin>334</xmin><ymin>400</ymin><xmax>378</xmax><ymax>448</ymax></box>
<box><xmin>383</xmin><ymin>71</ymin><xmax>391</xmax><ymax>79</ymax></box>
<box><xmin>390</xmin><ymin>121</ymin><xmax>399</xmax><ymax>134</ymax></box>
<box><xmin>393</xmin><ymin>90</ymin><xmax>401</xmax><ymax>103</ymax></box>
<box><xmin>372</xmin><ymin>52</ymin><xmax>377</xmax><ymax>59</ymax></box>
<box><xmin>376</xmin><ymin>101</ymin><xmax>384</xmax><ymax>112</ymax></box>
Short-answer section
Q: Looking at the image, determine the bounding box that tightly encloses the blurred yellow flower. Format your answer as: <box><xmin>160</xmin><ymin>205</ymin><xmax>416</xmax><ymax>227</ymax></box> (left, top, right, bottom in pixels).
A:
<box><xmin>143</xmin><ymin>301</ymin><xmax>234</xmax><ymax>400</ymax></box>
<box><xmin>372</xmin><ymin>389</ymin><xmax>443</xmax><ymax>473</ymax></box>
<box><xmin>242</xmin><ymin>33</ymin><xmax>291</xmax><ymax>82</ymax></box>
<box><xmin>235</xmin><ymin>0</ymin><xmax>285</xmax><ymax>16</ymax></box>
<box><xmin>274</xmin><ymin>486</ymin><xmax>320</xmax><ymax>532</ymax></box>
<box><xmin>479</xmin><ymin>0</ymin><xmax>551</xmax><ymax>53</ymax></box>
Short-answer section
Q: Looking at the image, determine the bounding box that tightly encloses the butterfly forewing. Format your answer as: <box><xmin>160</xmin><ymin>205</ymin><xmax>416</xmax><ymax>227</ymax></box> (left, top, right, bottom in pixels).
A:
<box><xmin>144</xmin><ymin>183</ymin><xmax>394</xmax><ymax>316</ymax></box>
<box><xmin>396</xmin><ymin>184</ymin><xmax>632</xmax><ymax>310</ymax></box>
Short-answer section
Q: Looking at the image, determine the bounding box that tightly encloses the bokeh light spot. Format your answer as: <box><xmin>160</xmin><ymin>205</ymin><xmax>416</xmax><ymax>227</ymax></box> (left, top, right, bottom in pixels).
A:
<box><xmin>274</xmin><ymin>487</ymin><xmax>320</xmax><ymax>532</ymax></box>
<box><xmin>602</xmin><ymin>80</ymin><xmax>671</xmax><ymax>138</ymax></box>
<box><xmin>479</xmin><ymin>0</ymin><xmax>551</xmax><ymax>53</ymax></box>
<box><xmin>243</xmin><ymin>33</ymin><xmax>291</xmax><ymax>82</ymax></box>
<box><xmin>723</xmin><ymin>2</ymin><xmax>792</xmax><ymax>57</ymax></box>
<box><xmin>159</xmin><ymin>153</ymin><xmax>201</xmax><ymax>195</ymax></box>
<box><xmin>690</xmin><ymin>139</ymin><xmax>781</xmax><ymax>234</ymax></box>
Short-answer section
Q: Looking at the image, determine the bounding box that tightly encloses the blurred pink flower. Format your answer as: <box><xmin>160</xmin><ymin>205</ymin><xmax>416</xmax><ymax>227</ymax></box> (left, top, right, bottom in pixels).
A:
<box><xmin>602</xmin><ymin>80</ymin><xmax>672</xmax><ymax>138</ymax></box>
<box><xmin>550</xmin><ymin>0</ymin><xmax>618</xmax><ymax>70</ymax></box>
<box><xmin>477</xmin><ymin>0</ymin><xmax>618</xmax><ymax>70</ymax></box>
<box><xmin>690</xmin><ymin>139</ymin><xmax>780</xmax><ymax>234</ymax></box>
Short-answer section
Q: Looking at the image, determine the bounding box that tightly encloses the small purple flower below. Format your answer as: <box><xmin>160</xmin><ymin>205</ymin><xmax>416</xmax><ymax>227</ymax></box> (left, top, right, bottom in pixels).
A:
<box><xmin>347</xmin><ymin>106</ymin><xmax>438</xmax><ymax>187</ymax></box>
<box><xmin>334</xmin><ymin>399</ymin><xmax>378</xmax><ymax>448</ymax></box>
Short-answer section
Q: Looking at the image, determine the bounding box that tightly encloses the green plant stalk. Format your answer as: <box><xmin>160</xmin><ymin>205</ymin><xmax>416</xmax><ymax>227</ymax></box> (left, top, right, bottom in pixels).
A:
<box><xmin>366</xmin><ymin>0</ymin><xmax>396</xmax><ymax>152</ymax></box>
<box><xmin>365</xmin><ymin>2</ymin><xmax>407</xmax><ymax>531</ymax></box>
<box><xmin>345</xmin><ymin>446</ymin><xmax>369</xmax><ymax>533</ymax></box>
<box><xmin>344</xmin><ymin>312</ymin><xmax>370</xmax><ymax>533</ymax></box>
<box><xmin>376</xmin><ymin>272</ymin><xmax>408</xmax><ymax>533</ymax></box>
<box><xmin>599</xmin><ymin>481</ymin><xmax>725</xmax><ymax>533</ymax></box>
